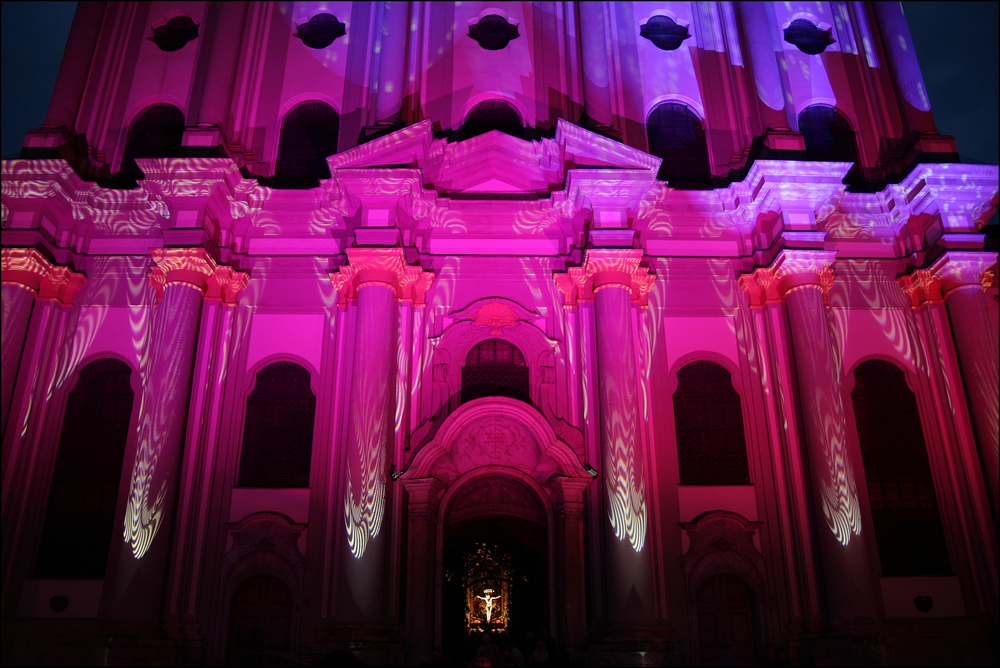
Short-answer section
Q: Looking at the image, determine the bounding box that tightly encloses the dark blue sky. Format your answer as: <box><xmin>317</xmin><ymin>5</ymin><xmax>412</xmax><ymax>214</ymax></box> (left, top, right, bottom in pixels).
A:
<box><xmin>2</xmin><ymin>2</ymin><xmax>998</xmax><ymax>170</ymax></box>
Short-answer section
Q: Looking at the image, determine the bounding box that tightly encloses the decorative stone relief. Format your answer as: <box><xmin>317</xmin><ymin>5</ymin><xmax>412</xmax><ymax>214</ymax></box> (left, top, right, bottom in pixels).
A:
<box><xmin>473</xmin><ymin>302</ymin><xmax>520</xmax><ymax>334</ymax></box>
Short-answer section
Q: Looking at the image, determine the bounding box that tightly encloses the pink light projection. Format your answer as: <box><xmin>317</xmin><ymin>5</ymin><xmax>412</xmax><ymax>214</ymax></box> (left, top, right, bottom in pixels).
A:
<box><xmin>740</xmin><ymin>251</ymin><xmax>862</xmax><ymax>547</ymax></box>
<box><xmin>331</xmin><ymin>249</ymin><xmax>434</xmax><ymax>559</ymax></box>
<box><xmin>559</xmin><ymin>250</ymin><xmax>655</xmax><ymax>553</ymax></box>
<box><xmin>123</xmin><ymin>249</ymin><xmax>247</xmax><ymax>559</ymax></box>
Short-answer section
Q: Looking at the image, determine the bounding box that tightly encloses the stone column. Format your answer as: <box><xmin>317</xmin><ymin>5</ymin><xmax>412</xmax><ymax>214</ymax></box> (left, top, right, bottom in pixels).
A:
<box><xmin>330</xmin><ymin>248</ymin><xmax>434</xmax><ymax>622</ymax></box>
<box><xmin>578</xmin><ymin>2</ymin><xmax>614</xmax><ymax>127</ymax></box>
<box><xmin>929</xmin><ymin>252</ymin><xmax>999</xmax><ymax>524</ymax></box>
<box><xmin>557</xmin><ymin>249</ymin><xmax>656</xmax><ymax>628</ymax></box>
<box><xmin>737</xmin><ymin>1</ymin><xmax>790</xmax><ymax>132</ymax></box>
<box><xmin>873</xmin><ymin>1</ymin><xmax>937</xmax><ymax>135</ymax></box>
<box><xmin>375</xmin><ymin>1</ymin><xmax>410</xmax><ymax>125</ymax></box>
<box><xmin>1</xmin><ymin>249</ymin><xmax>86</xmax><ymax>441</ymax></box>
<box><xmin>400</xmin><ymin>477</ymin><xmax>444</xmax><ymax>662</ymax></box>
<box><xmin>110</xmin><ymin>248</ymin><xmax>242</xmax><ymax>621</ymax></box>
<box><xmin>549</xmin><ymin>477</ymin><xmax>590</xmax><ymax>650</ymax></box>
<box><xmin>739</xmin><ymin>250</ymin><xmax>878</xmax><ymax>622</ymax></box>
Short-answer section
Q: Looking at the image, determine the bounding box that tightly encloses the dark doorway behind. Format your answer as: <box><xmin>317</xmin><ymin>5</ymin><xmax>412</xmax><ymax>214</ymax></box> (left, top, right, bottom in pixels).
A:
<box><xmin>442</xmin><ymin>517</ymin><xmax>547</xmax><ymax>665</ymax></box>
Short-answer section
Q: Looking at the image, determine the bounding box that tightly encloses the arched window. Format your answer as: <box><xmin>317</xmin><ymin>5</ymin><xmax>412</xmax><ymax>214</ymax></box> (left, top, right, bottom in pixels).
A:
<box><xmin>226</xmin><ymin>575</ymin><xmax>293</xmax><ymax>666</ymax></box>
<box><xmin>798</xmin><ymin>105</ymin><xmax>858</xmax><ymax>163</ymax></box>
<box><xmin>645</xmin><ymin>102</ymin><xmax>711</xmax><ymax>184</ymax></box>
<box><xmin>114</xmin><ymin>104</ymin><xmax>185</xmax><ymax>187</ymax></box>
<box><xmin>852</xmin><ymin>360</ymin><xmax>951</xmax><ymax>576</ymax></box>
<box><xmin>673</xmin><ymin>361</ymin><xmax>750</xmax><ymax>485</ymax></box>
<box><xmin>461</xmin><ymin>339</ymin><xmax>529</xmax><ymax>403</ymax></box>
<box><xmin>34</xmin><ymin>359</ymin><xmax>134</xmax><ymax>578</ymax></box>
<box><xmin>238</xmin><ymin>362</ymin><xmax>315</xmax><ymax>488</ymax></box>
<box><xmin>273</xmin><ymin>102</ymin><xmax>340</xmax><ymax>188</ymax></box>
<box><xmin>463</xmin><ymin>100</ymin><xmax>523</xmax><ymax>139</ymax></box>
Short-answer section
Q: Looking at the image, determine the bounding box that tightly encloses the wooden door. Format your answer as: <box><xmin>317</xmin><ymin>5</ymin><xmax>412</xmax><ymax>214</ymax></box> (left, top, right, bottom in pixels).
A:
<box><xmin>696</xmin><ymin>575</ymin><xmax>757</xmax><ymax>666</ymax></box>
<box><xmin>226</xmin><ymin>575</ymin><xmax>293</xmax><ymax>666</ymax></box>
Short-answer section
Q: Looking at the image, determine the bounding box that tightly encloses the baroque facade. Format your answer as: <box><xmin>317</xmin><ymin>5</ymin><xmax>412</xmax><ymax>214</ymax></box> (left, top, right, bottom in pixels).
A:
<box><xmin>1</xmin><ymin>2</ymin><xmax>998</xmax><ymax>666</ymax></box>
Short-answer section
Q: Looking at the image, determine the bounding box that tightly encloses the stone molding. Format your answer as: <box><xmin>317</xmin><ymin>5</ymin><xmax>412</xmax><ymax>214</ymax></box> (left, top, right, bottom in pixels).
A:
<box><xmin>148</xmin><ymin>247</ymin><xmax>249</xmax><ymax>304</ymax></box>
<box><xmin>472</xmin><ymin>301</ymin><xmax>521</xmax><ymax>334</ymax></box>
<box><xmin>329</xmin><ymin>247</ymin><xmax>434</xmax><ymax>306</ymax></box>
<box><xmin>555</xmin><ymin>249</ymin><xmax>655</xmax><ymax>307</ymax></box>
<box><xmin>738</xmin><ymin>249</ymin><xmax>837</xmax><ymax>307</ymax></box>
<box><xmin>1</xmin><ymin>248</ymin><xmax>86</xmax><ymax>306</ymax></box>
<box><xmin>927</xmin><ymin>251</ymin><xmax>998</xmax><ymax>296</ymax></box>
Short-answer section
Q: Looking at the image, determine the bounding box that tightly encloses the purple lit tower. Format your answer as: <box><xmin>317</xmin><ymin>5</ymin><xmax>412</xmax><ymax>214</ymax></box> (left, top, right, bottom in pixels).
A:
<box><xmin>2</xmin><ymin>2</ymin><xmax>997</xmax><ymax>666</ymax></box>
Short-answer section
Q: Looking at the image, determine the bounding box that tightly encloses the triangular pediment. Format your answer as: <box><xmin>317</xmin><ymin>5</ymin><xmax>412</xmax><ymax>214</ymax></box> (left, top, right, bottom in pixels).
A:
<box><xmin>327</xmin><ymin>119</ymin><xmax>435</xmax><ymax>169</ymax></box>
<box><xmin>554</xmin><ymin>118</ymin><xmax>661</xmax><ymax>171</ymax></box>
<box><xmin>327</xmin><ymin>117</ymin><xmax>660</xmax><ymax>195</ymax></box>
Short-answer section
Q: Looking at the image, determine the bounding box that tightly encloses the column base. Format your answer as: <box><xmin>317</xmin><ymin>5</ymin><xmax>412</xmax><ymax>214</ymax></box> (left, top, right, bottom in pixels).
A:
<box><xmin>313</xmin><ymin>623</ymin><xmax>405</xmax><ymax>666</ymax></box>
<box><xmin>584</xmin><ymin>625</ymin><xmax>683</xmax><ymax>666</ymax></box>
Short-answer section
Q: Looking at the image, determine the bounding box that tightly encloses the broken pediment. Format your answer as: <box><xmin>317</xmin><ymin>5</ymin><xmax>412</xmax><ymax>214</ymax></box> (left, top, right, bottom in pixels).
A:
<box><xmin>327</xmin><ymin>117</ymin><xmax>660</xmax><ymax>196</ymax></box>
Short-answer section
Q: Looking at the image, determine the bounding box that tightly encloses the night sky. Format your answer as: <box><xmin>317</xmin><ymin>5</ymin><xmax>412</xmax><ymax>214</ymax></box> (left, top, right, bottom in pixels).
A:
<box><xmin>2</xmin><ymin>2</ymin><xmax>997</xmax><ymax>208</ymax></box>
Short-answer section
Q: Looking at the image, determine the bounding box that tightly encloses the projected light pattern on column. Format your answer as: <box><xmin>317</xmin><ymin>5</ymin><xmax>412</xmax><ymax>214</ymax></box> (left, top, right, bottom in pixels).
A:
<box><xmin>739</xmin><ymin>251</ymin><xmax>862</xmax><ymax>546</ymax></box>
<box><xmin>124</xmin><ymin>249</ymin><xmax>247</xmax><ymax>558</ymax></box>
<box><xmin>558</xmin><ymin>249</ymin><xmax>654</xmax><ymax>553</ymax></box>
<box><xmin>331</xmin><ymin>249</ymin><xmax>434</xmax><ymax>559</ymax></box>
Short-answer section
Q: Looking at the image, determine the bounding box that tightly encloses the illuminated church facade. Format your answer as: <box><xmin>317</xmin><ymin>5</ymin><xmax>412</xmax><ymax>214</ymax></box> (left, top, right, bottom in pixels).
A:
<box><xmin>2</xmin><ymin>2</ymin><xmax>998</xmax><ymax>665</ymax></box>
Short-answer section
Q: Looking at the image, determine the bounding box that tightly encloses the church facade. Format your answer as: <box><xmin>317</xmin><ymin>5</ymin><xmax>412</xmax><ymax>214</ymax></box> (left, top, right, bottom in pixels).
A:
<box><xmin>1</xmin><ymin>2</ymin><xmax>998</xmax><ymax>665</ymax></box>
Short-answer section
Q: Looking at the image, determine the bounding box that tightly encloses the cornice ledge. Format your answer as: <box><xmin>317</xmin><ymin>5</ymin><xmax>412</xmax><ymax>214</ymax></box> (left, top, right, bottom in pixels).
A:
<box><xmin>894</xmin><ymin>163</ymin><xmax>1000</xmax><ymax>232</ymax></box>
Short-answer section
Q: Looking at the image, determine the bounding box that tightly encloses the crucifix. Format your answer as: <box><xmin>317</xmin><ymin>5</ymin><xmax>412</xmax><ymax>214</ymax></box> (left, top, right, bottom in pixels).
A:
<box><xmin>476</xmin><ymin>588</ymin><xmax>500</xmax><ymax>623</ymax></box>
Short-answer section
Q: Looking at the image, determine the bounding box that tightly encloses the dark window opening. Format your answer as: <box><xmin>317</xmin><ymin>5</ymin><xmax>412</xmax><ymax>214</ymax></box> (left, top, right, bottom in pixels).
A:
<box><xmin>852</xmin><ymin>360</ymin><xmax>951</xmax><ymax>576</ymax></box>
<box><xmin>294</xmin><ymin>13</ymin><xmax>346</xmax><ymax>49</ymax></box>
<box><xmin>799</xmin><ymin>105</ymin><xmax>858</xmax><ymax>163</ymax></box>
<box><xmin>272</xmin><ymin>102</ymin><xmax>340</xmax><ymax>189</ymax></box>
<box><xmin>640</xmin><ymin>15</ymin><xmax>691</xmax><ymax>51</ymax></box>
<box><xmin>783</xmin><ymin>19</ymin><xmax>834</xmax><ymax>55</ymax></box>
<box><xmin>238</xmin><ymin>362</ymin><xmax>315</xmax><ymax>488</ymax></box>
<box><xmin>462</xmin><ymin>339</ymin><xmax>529</xmax><ymax>403</ymax></box>
<box><xmin>674</xmin><ymin>361</ymin><xmax>750</xmax><ymax>485</ymax></box>
<box><xmin>111</xmin><ymin>104</ymin><xmax>185</xmax><ymax>188</ymax></box>
<box><xmin>468</xmin><ymin>14</ymin><xmax>519</xmax><ymax>50</ymax></box>
<box><xmin>462</xmin><ymin>100</ymin><xmax>524</xmax><ymax>140</ymax></box>
<box><xmin>150</xmin><ymin>16</ymin><xmax>199</xmax><ymax>52</ymax></box>
<box><xmin>646</xmin><ymin>102</ymin><xmax>711</xmax><ymax>184</ymax></box>
<box><xmin>34</xmin><ymin>359</ymin><xmax>134</xmax><ymax>578</ymax></box>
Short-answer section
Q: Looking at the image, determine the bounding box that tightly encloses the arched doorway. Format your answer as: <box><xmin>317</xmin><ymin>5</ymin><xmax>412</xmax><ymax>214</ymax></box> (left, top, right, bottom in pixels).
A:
<box><xmin>696</xmin><ymin>575</ymin><xmax>757</xmax><ymax>667</ymax></box>
<box><xmin>442</xmin><ymin>511</ymin><xmax>548</xmax><ymax>664</ymax></box>
<box><xmin>399</xmin><ymin>397</ymin><xmax>592</xmax><ymax>664</ymax></box>
<box><xmin>225</xmin><ymin>575</ymin><xmax>293</xmax><ymax>666</ymax></box>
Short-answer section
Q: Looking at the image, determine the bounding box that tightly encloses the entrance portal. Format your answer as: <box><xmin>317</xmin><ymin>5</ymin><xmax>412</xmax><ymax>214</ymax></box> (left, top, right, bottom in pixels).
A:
<box><xmin>442</xmin><ymin>516</ymin><xmax>547</xmax><ymax>664</ymax></box>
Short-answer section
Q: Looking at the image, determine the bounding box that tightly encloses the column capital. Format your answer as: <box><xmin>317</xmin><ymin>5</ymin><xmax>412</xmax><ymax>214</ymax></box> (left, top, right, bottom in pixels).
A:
<box><xmin>898</xmin><ymin>269</ymin><xmax>944</xmax><ymax>307</ymax></box>
<box><xmin>149</xmin><ymin>247</ymin><xmax>249</xmax><ymax>304</ymax></box>
<box><xmin>400</xmin><ymin>477</ymin><xmax>446</xmax><ymax>522</ymax></box>
<box><xmin>555</xmin><ymin>248</ymin><xmax>655</xmax><ymax>307</ymax></box>
<box><xmin>329</xmin><ymin>248</ymin><xmax>435</xmax><ymax>306</ymax></box>
<box><xmin>1</xmin><ymin>248</ymin><xmax>86</xmax><ymax>306</ymax></box>
<box><xmin>738</xmin><ymin>249</ymin><xmax>836</xmax><ymax>307</ymax></box>
<box><xmin>927</xmin><ymin>251</ymin><xmax>998</xmax><ymax>296</ymax></box>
